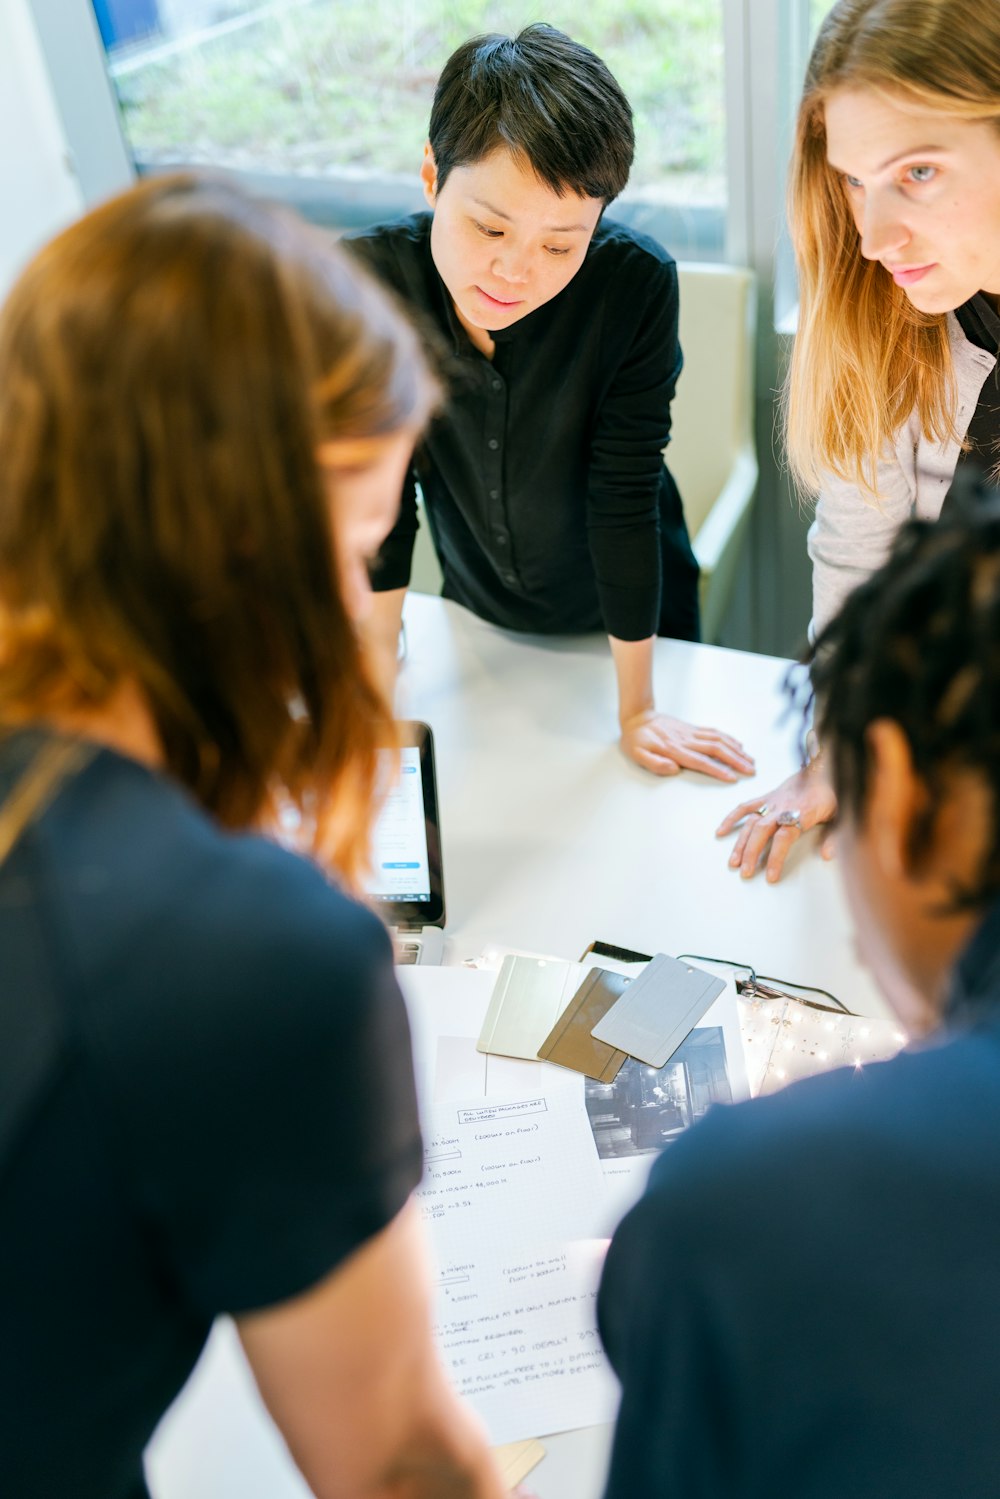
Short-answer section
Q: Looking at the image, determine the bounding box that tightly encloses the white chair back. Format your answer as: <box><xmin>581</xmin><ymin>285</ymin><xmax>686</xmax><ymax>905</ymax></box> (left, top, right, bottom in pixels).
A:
<box><xmin>670</xmin><ymin>262</ymin><xmax>756</xmax><ymax>540</ymax></box>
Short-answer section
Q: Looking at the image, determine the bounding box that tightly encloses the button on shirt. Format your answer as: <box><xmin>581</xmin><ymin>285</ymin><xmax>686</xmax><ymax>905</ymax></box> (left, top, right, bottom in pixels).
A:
<box><xmin>346</xmin><ymin>214</ymin><xmax>699</xmax><ymax>641</ymax></box>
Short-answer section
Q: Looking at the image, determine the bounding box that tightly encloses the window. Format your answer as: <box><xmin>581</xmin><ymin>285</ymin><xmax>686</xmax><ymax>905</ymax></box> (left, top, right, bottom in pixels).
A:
<box><xmin>89</xmin><ymin>0</ymin><xmax>728</xmax><ymax>254</ymax></box>
<box><xmin>811</xmin><ymin>0</ymin><xmax>829</xmax><ymax>31</ymax></box>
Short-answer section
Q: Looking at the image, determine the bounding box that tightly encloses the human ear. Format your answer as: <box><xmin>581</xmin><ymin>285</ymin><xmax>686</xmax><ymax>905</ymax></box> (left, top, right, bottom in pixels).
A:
<box><xmin>863</xmin><ymin>719</ymin><xmax>928</xmax><ymax>883</ymax></box>
<box><xmin>420</xmin><ymin>143</ymin><xmax>438</xmax><ymax>207</ymax></box>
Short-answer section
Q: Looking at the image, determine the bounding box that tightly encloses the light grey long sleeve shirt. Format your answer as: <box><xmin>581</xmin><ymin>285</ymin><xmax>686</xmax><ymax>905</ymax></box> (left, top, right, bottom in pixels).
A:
<box><xmin>808</xmin><ymin>314</ymin><xmax>996</xmax><ymax>635</ymax></box>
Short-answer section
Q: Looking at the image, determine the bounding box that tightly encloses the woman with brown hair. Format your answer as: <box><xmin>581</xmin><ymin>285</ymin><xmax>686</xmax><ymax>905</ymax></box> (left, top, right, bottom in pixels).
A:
<box><xmin>718</xmin><ymin>0</ymin><xmax>1000</xmax><ymax>881</ymax></box>
<box><xmin>0</xmin><ymin>174</ymin><xmax>505</xmax><ymax>1499</ymax></box>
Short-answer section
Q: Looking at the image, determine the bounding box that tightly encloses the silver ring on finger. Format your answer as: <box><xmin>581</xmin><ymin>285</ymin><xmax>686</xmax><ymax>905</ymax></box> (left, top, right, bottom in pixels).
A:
<box><xmin>754</xmin><ymin>803</ymin><xmax>770</xmax><ymax>818</ymax></box>
<box><xmin>776</xmin><ymin>808</ymin><xmax>802</xmax><ymax>830</ymax></box>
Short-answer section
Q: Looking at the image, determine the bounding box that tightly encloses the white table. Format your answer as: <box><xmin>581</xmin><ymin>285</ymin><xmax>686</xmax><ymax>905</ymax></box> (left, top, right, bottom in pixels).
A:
<box><xmin>146</xmin><ymin>596</ymin><xmax>885</xmax><ymax>1499</ymax></box>
<box><xmin>396</xmin><ymin>594</ymin><xmax>881</xmax><ymax>1016</ymax></box>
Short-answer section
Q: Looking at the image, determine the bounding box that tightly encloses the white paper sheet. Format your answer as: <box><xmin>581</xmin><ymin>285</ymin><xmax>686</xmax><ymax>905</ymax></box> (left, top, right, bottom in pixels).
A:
<box><xmin>417</xmin><ymin>1095</ymin><xmax>617</xmax><ymax>1443</ymax></box>
<box><xmin>399</xmin><ymin>965</ymin><xmax>583</xmax><ymax>1107</ymax></box>
<box><xmin>400</xmin><ymin>964</ymin><xmax>750</xmax><ymax>1234</ymax></box>
<box><xmin>435</xmin><ymin>1242</ymin><xmax>618</xmax><ymax>1446</ymax></box>
<box><xmin>398</xmin><ymin>966</ymin><xmax>499</xmax><ymax>1113</ymax></box>
<box><xmin>400</xmin><ymin>965</ymin><xmax>750</xmax><ymax>1435</ymax></box>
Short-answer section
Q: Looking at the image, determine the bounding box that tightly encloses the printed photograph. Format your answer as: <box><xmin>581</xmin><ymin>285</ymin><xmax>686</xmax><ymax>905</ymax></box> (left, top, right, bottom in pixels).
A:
<box><xmin>585</xmin><ymin>1026</ymin><xmax>731</xmax><ymax>1159</ymax></box>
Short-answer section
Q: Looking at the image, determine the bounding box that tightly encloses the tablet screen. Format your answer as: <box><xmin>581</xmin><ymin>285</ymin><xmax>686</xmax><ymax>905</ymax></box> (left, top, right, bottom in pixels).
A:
<box><xmin>368</xmin><ymin>745</ymin><xmax>431</xmax><ymax>903</ymax></box>
<box><xmin>365</xmin><ymin>723</ymin><xmax>445</xmax><ymax>926</ymax></box>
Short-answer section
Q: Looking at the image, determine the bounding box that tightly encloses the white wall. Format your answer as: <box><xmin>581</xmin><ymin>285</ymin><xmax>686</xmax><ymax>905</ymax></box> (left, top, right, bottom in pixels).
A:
<box><xmin>0</xmin><ymin>0</ymin><xmax>84</xmax><ymax>296</ymax></box>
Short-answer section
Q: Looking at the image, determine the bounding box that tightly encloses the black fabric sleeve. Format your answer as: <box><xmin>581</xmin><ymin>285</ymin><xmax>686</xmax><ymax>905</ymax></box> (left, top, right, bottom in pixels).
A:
<box><xmin>90</xmin><ymin>842</ymin><xmax>423</xmax><ymax>1317</ymax></box>
<box><xmin>370</xmin><ymin>470</ymin><xmax>419</xmax><ymax>592</ymax></box>
<box><xmin>344</xmin><ymin>230</ymin><xmax>422</xmax><ymax>593</ymax></box>
<box><xmin>587</xmin><ymin>257</ymin><xmax>683</xmax><ymax>641</ymax></box>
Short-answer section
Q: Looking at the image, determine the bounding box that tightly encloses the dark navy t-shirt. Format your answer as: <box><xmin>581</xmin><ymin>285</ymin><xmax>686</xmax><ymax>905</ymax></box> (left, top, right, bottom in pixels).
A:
<box><xmin>0</xmin><ymin>731</ymin><xmax>422</xmax><ymax>1499</ymax></box>
<box><xmin>599</xmin><ymin>899</ymin><xmax>1000</xmax><ymax>1499</ymax></box>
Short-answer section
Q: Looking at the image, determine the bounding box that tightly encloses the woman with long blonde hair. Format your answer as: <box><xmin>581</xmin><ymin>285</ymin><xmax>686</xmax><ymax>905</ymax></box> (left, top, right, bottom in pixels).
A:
<box><xmin>719</xmin><ymin>0</ymin><xmax>1000</xmax><ymax>881</ymax></box>
<box><xmin>0</xmin><ymin>175</ymin><xmax>507</xmax><ymax>1499</ymax></box>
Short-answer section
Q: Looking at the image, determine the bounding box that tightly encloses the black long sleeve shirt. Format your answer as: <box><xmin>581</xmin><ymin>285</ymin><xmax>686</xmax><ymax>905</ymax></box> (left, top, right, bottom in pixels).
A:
<box><xmin>346</xmin><ymin>214</ymin><xmax>699</xmax><ymax>641</ymax></box>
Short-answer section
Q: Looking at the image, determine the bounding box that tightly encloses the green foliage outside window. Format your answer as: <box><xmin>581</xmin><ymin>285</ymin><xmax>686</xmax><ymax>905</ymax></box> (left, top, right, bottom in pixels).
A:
<box><xmin>108</xmin><ymin>0</ymin><xmax>725</xmax><ymax>201</ymax></box>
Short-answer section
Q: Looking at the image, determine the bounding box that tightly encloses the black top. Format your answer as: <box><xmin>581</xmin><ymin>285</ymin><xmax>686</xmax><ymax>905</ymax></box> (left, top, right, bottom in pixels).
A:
<box><xmin>0</xmin><ymin>731</ymin><xmax>422</xmax><ymax>1499</ymax></box>
<box><xmin>598</xmin><ymin>896</ymin><xmax>1000</xmax><ymax>1499</ymax></box>
<box><xmin>346</xmin><ymin>214</ymin><xmax>699</xmax><ymax>641</ymax></box>
<box><xmin>944</xmin><ymin>293</ymin><xmax>1000</xmax><ymax>510</ymax></box>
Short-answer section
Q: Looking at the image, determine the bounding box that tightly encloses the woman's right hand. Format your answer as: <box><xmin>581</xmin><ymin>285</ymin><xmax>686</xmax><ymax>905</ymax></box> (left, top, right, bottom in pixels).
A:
<box><xmin>715</xmin><ymin>760</ymin><xmax>838</xmax><ymax>884</ymax></box>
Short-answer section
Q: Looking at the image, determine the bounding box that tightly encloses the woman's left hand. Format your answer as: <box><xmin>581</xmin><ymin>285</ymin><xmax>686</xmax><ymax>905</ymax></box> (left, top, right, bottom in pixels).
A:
<box><xmin>619</xmin><ymin>709</ymin><xmax>756</xmax><ymax>781</ymax></box>
<box><xmin>715</xmin><ymin>760</ymin><xmax>838</xmax><ymax>882</ymax></box>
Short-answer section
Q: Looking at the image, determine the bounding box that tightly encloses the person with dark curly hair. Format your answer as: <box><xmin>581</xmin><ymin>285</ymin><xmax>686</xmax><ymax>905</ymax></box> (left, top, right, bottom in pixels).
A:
<box><xmin>601</xmin><ymin>479</ymin><xmax>1000</xmax><ymax>1498</ymax></box>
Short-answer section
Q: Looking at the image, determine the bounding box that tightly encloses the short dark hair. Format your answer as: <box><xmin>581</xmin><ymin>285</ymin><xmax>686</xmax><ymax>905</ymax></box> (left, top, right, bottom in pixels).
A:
<box><xmin>798</xmin><ymin>470</ymin><xmax>1000</xmax><ymax>909</ymax></box>
<box><xmin>428</xmin><ymin>23</ymin><xmax>634</xmax><ymax>204</ymax></box>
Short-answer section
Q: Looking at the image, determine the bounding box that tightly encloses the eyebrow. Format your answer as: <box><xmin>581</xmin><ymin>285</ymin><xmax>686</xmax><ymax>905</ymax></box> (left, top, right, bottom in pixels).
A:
<box><xmin>470</xmin><ymin>195</ymin><xmax>590</xmax><ymax>233</ymax></box>
<box><xmin>828</xmin><ymin>144</ymin><xmax>948</xmax><ymax>174</ymax></box>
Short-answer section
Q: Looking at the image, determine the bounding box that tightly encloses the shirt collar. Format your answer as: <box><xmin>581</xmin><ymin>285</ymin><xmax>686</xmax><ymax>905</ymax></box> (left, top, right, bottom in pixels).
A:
<box><xmin>944</xmin><ymin>893</ymin><xmax>1000</xmax><ymax>1027</ymax></box>
<box><xmin>955</xmin><ymin>293</ymin><xmax>1000</xmax><ymax>358</ymax></box>
<box><xmin>438</xmin><ymin>286</ymin><xmax>529</xmax><ymax>358</ymax></box>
